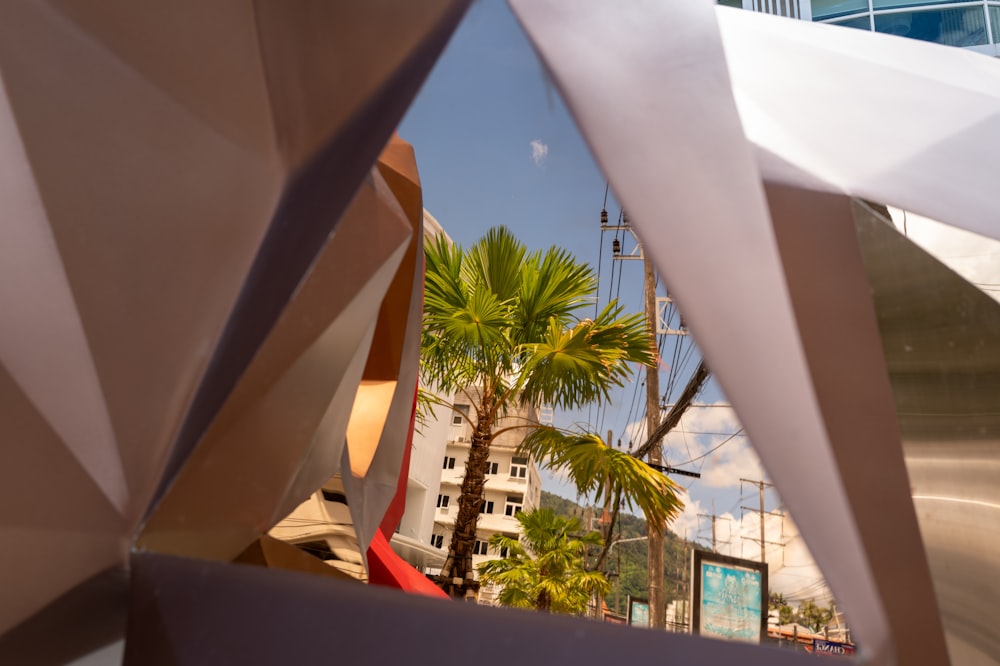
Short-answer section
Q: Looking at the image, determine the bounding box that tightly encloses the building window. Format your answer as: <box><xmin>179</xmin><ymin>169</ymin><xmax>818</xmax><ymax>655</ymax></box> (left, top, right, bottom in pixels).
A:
<box><xmin>510</xmin><ymin>456</ymin><xmax>528</xmax><ymax>479</ymax></box>
<box><xmin>485</xmin><ymin>461</ymin><xmax>498</xmax><ymax>475</ymax></box>
<box><xmin>431</xmin><ymin>534</ymin><xmax>444</xmax><ymax>549</ymax></box>
<box><xmin>480</xmin><ymin>500</ymin><xmax>494</xmax><ymax>515</ymax></box>
<box><xmin>437</xmin><ymin>494</ymin><xmax>450</xmax><ymax>508</ymax></box>
<box><xmin>473</xmin><ymin>540</ymin><xmax>490</xmax><ymax>556</ymax></box>
<box><xmin>873</xmin><ymin>6</ymin><xmax>988</xmax><ymax>48</ymax></box>
<box><xmin>505</xmin><ymin>494</ymin><xmax>523</xmax><ymax>517</ymax></box>
<box><xmin>811</xmin><ymin>0</ymin><xmax>867</xmax><ymax>21</ymax></box>
<box><xmin>451</xmin><ymin>404</ymin><xmax>470</xmax><ymax>426</ymax></box>
<box><xmin>443</xmin><ymin>456</ymin><xmax>456</xmax><ymax>469</ymax></box>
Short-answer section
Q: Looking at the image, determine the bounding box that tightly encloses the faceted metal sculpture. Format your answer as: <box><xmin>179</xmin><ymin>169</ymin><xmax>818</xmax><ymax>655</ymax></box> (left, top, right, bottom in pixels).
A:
<box><xmin>4</xmin><ymin>1</ymin><xmax>1000</xmax><ymax>665</ymax></box>
<box><xmin>509</xmin><ymin>1</ymin><xmax>1000</xmax><ymax>664</ymax></box>
<box><xmin>0</xmin><ymin>1</ymin><xmax>468</xmax><ymax>662</ymax></box>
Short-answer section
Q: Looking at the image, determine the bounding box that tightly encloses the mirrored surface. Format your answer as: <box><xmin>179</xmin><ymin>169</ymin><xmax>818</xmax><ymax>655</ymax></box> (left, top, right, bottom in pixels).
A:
<box><xmin>854</xmin><ymin>201</ymin><xmax>1000</xmax><ymax>664</ymax></box>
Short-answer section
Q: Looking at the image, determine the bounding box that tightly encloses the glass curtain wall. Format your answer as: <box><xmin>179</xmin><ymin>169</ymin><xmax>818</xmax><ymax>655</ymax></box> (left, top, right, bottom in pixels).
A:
<box><xmin>811</xmin><ymin>0</ymin><xmax>1000</xmax><ymax>49</ymax></box>
<box><xmin>718</xmin><ymin>0</ymin><xmax>1000</xmax><ymax>51</ymax></box>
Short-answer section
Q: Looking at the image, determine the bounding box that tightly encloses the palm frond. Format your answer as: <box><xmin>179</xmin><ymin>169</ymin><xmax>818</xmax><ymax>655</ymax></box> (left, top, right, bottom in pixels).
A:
<box><xmin>518</xmin><ymin>428</ymin><xmax>683</xmax><ymax>530</ymax></box>
<box><xmin>515</xmin><ymin>246</ymin><xmax>595</xmax><ymax>344</ymax></box>
<box><xmin>476</xmin><ymin>508</ymin><xmax>609</xmax><ymax>615</ymax></box>
<box><xmin>462</xmin><ymin>226</ymin><xmax>527</xmax><ymax>303</ymax></box>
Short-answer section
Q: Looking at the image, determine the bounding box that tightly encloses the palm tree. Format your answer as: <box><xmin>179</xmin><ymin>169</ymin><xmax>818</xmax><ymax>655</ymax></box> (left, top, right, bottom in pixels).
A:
<box><xmin>516</xmin><ymin>429</ymin><xmax>682</xmax><ymax>571</ymax></box>
<box><xmin>477</xmin><ymin>508</ymin><xmax>610</xmax><ymax>614</ymax></box>
<box><xmin>769</xmin><ymin>590</ymin><xmax>795</xmax><ymax>625</ymax></box>
<box><xmin>422</xmin><ymin>226</ymin><xmax>654</xmax><ymax>597</ymax></box>
<box><xmin>797</xmin><ymin>599</ymin><xmax>834</xmax><ymax>633</ymax></box>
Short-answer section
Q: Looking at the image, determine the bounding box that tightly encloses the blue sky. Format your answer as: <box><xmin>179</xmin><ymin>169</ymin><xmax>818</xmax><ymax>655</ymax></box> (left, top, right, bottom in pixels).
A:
<box><xmin>398</xmin><ymin>0</ymin><xmax>824</xmax><ymax>597</ymax></box>
<box><xmin>399</xmin><ymin>1</ymin><xmax>609</xmax><ymax>257</ymax></box>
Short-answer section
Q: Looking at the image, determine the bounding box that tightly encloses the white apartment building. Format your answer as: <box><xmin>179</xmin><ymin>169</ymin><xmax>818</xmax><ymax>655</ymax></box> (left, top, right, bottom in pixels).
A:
<box><xmin>389</xmin><ymin>396</ymin><xmax>451</xmax><ymax>572</ymax></box>
<box><xmin>425</xmin><ymin>394</ymin><xmax>542</xmax><ymax>603</ymax></box>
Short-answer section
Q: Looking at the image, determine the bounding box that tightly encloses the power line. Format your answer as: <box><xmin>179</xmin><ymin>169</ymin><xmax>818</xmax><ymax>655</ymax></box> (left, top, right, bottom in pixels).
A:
<box><xmin>670</xmin><ymin>428</ymin><xmax>745</xmax><ymax>467</ymax></box>
<box><xmin>632</xmin><ymin>360</ymin><xmax>711</xmax><ymax>460</ymax></box>
<box><xmin>622</xmin><ymin>374</ymin><xmax>644</xmax><ymax>448</ymax></box>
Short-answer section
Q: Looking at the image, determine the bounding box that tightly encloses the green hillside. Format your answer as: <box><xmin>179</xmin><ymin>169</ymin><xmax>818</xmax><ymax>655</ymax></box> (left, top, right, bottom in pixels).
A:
<box><xmin>540</xmin><ymin>490</ymin><xmax>692</xmax><ymax>617</ymax></box>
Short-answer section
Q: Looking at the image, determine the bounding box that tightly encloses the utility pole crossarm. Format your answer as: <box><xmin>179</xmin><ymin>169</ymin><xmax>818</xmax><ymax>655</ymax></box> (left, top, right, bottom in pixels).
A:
<box><xmin>739</xmin><ymin>479</ymin><xmax>774</xmax><ymax>488</ymax></box>
<box><xmin>740</xmin><ymin>478</ymin><xmax>774</xmax><ymax>563</ymax></box>
<box><xmin>646</xmin><ymin>462</ymin><xmax>701</xmax><ymax>478</ymax></box>
<box><xmin>655</xmin><ymin>296</ymin><xmax>688</xmax><ymax>336</ymax></box>
<box><xmin>740</xmin><ymin>537</ymin><xmax>786</xmax><ymax>547</ymax></box>
<box><xmin>740</xmin><ymin>507</ymin><xmax>785</xmax><ymax>518</ymax></box>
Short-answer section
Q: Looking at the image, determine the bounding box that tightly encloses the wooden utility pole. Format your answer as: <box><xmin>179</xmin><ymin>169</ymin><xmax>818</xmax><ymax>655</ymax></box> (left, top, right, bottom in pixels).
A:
<box><xmin>699</xmin><ymin>512</ymin><xmax>719</xmax><ymax>553</ymax></box>
<box><xmin>758</xmin><ymin>481</ymin><xmax>766</xmax><ymax>563</ymax></box>
<box><xmin>604</xmin><ymin>208</ymin><xmax>690</xmax><ymax>630</ymax></box>
<box><xmin>643</xmin><ymin>253</ymin><xmax>665</xmax><ymax>631</ymax></box>
<box><xmin>698</xmin><ymin>501</ymin><xmax>732</xmax><ymax>554</ymax></box>
<box><xmin>740</xmin><ymin>478</ymin><xmax>783</xmax><ymax>564</ymax></box>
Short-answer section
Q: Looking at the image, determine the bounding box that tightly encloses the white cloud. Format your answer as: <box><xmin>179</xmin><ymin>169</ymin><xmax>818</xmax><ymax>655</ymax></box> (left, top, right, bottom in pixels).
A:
<box><xmin>539</xmin><ymin>465</ymin><xmax>576</xmax><ymax>495</ymax></box>
<box><xmin>626</xmin><ymin>404</ymin><xmax>827</xmax><ymax>595</ymax></box>
<box><xmin>530</xmin><ymin>138</ymin><xmax>549</xmax><ymax>166</ymax></box>
<box><xmin>763</xmin><ymin>517</ymin><xmax>831</xmax><ymax>604</ymax></box>
<box><xmin>698</xmin><ymin>439</ymin><xmax>763</xmax><ymax>489</ymax></box>
<box><xmin>668</xmin><ymin>489</ymin><xmax>701</xmax><ymax>541</ymax></box>
<box><xmin>670</xmin><ymin>493</ymin><xmax>830</xmax><ymax>602</ymax></box>
<box><xmin>624</xmin><ymin>402</ymin><xmax>741</xmax><ymax>456</ymax></box>
<box><xmin>658</xmin><ymin>404</ymin><xmax>756</xmax><ymax>487</ymax></box>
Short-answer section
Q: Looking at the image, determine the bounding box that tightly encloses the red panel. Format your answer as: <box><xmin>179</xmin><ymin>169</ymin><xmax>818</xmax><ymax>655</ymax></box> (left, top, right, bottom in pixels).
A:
<box><xmin>377</xmin><ymin>387</ymin><xmax>418</xmax><ymax>539</ymax></box>
<box><xmin>367</xmin><ymin>531</ymin><xmax>448</xmax><ymax>599</ymax></box>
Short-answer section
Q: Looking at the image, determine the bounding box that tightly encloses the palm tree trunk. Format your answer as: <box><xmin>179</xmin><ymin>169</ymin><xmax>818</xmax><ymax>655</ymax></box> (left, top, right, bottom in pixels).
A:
<box><xmin>537</xmin><ymin>588</ymin><xmax>552</xmax><ymax>613</ymax></box>
<box><xmin>438</xmin><ymin>403</ymin><xmax>495</xmax><ymax>598</ymax></box>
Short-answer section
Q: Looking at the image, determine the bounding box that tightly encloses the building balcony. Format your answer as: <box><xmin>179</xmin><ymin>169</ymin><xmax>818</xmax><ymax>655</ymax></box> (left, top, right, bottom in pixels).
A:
<box><xmin>483</xmin><ymin>475</ymin><xmax>529</xmax><ymax>494</ymax></box>
<box><xmin>476</xmin><ymin>511</ymin><xmax>523</xmax><ymax>534</ymax></box>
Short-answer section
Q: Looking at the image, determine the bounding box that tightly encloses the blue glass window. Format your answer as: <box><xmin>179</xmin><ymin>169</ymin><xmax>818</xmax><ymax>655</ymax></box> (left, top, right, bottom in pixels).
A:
<box><xmin>830</xmin><ymin>14</ymin><xmax>873</xmax><ymax>29</ymax></box>
<box><xmin>874</xmin><ymin>6</ymin><xmax>988</xmax><ymax>46</ymax></box>
<box><xmin>991</xmin><ymin>5</ymin><xmax>1000</xmax><ymax>42</ymax></box>
<box><xmin>873</xmin><ymin>0</ymin><xmax>967</xmax><ymax>9</ymax></box>
<box><xmin>812</xmin><ymin>0</ymin><xmax>869</xmax><ymax>20</ymax></box>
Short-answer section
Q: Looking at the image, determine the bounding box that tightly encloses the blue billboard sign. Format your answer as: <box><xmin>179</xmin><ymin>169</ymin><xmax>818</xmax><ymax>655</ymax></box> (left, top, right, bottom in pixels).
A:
<box><xmin>691</xmin><ymin>550</ymin><xmax>767</xmax><ymax>644</ymax></box>
<box><xmin>628</xmin><ymin>596</ymin><xmax>650</xmax><ymax>628</ymax></box>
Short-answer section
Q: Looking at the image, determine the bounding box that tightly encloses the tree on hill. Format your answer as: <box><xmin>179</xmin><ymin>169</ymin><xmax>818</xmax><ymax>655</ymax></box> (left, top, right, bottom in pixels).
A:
<box><xmin>421</xmin><ymin>226</ymin><xmax>654</xmax><ymax>598</ymax></box>
<box><xmin>538</xmin><ymin>491</ymin><xmax>582</xmax><ymax>519</ymax></box>
<box><xmin>477</xmin><ymin>508</ymin><xmax>610</xmax><ymax>614</ymax></box>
